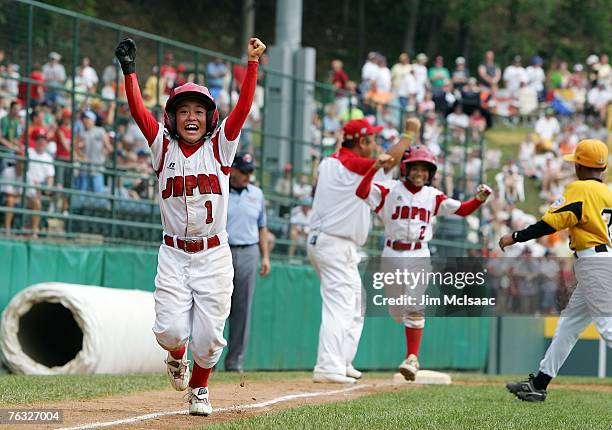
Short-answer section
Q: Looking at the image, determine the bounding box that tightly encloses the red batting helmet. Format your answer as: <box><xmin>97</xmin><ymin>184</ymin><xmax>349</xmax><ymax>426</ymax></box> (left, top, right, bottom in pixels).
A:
<box><xmin>400</xmin><ymin>145</ymin><xmax>437</xmax><ymax>183</ymax></box>
<box><xmin>164</xmin><ymin>82</ymin><xmax>219</xmax><ymax>139</ymax></box>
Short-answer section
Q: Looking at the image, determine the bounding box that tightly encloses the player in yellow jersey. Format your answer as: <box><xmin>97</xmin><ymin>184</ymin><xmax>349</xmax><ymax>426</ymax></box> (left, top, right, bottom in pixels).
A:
<box><xmin>499</xmin><ymin>139</ymin><xmax>612</xmax><ymax>402</ymax></box>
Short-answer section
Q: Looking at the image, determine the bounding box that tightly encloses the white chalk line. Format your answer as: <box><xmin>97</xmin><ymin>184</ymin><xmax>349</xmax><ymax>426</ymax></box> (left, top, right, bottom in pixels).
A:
<box><xmin>57</xmin><ymin>383</ymin><xmax>372</xmax><ymax>430</ymax></box>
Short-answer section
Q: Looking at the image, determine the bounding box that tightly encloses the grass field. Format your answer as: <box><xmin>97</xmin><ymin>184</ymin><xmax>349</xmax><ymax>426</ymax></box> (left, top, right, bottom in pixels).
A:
<box><xmin>206</xmin><ymin>381</ymin><xmax>611</xmax><ymax>430</ymax></box>
<box><xmin>0</xmin><ymin>372</ymin><xmax>609</xmax><ymax>429</ymax></box>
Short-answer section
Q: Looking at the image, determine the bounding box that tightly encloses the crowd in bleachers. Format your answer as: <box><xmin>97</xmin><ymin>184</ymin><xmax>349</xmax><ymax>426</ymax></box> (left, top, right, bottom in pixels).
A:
<box><xmin>0</xmin><ymin>44</ymin><xmax>610</xmax><ymax>268</ymax></box>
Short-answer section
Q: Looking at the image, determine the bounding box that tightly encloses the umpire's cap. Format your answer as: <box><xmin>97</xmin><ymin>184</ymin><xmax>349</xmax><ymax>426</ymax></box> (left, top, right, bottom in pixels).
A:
<box><xmin>233</xmin><ymin>152</ymin><xmax>255</xmax><ymax>173</ymax></box>
<box><xmin>563</xmin><ymin>139</ymin><xmax>608</xmax><ymax>169</ymax></box>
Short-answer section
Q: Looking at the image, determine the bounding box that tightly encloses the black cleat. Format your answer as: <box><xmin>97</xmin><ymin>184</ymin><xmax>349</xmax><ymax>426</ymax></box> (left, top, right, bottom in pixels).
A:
<box><xmin>506</xmin><ymin>374</ymin><xmax>547</xmax><ymax>402</ymax></box>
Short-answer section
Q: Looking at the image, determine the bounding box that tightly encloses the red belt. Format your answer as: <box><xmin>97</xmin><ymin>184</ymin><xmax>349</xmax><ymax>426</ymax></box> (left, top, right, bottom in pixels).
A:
<box><xmin>163</xmin><ymin>234</ymin><xmax>221</xmax><ymax>253</ymax></box>
<box><xmin>386</xmin><ymin>240</ymin><xmax>422</xmax><ymax>251</ymax></box>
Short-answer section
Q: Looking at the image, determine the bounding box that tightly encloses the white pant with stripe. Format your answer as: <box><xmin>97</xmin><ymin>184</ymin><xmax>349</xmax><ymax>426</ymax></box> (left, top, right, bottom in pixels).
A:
<box><xmin>539</xmin><ymin>253</ymin><xmax>612</xmax><ymax>377</ymax></box>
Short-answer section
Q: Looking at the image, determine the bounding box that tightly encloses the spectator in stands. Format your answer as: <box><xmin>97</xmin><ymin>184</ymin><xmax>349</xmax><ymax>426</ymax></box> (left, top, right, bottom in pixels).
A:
<box><xmin>339</xmin><ymin>95</ymin><xmax>364</xmax><ymax>122</ymax></box>
<box><xmin>293</xmin><ymin>174</ymin><xmax>313</xmax><ymax>201</ymax></box>
<box><xmin>422</xmin><ymin>111</ymin><xmax>442</xmax><ymax>156</ymax></box>
<box><xmin>586</xmin><ymin>82</ymin><xmax>611</xmax><ymax>121</ymax></box>
<box><xmin>374</xmin><ymin>56</ymin><xmax>392</xmax><ymax>93</ymax></box>
<box><xmin>417</xmin><ymin>91</ymin><xmax>435</xmax><ymax>114</ymax></box>
<box><xmin>54</xmin><ymin>109</ymin><xmax>73</xmax><ymax>215</ymax></box>
<box><xmin>42</xmin><ymin>52</ymin><xmax>66</xmax><ymax>105</ymax></box>
<box><xmin>397</xmin><ymin>66</ymin><xmax>417</xmax><ymax>111</ymax></box>
<box><xmin>549</xmin><ymin>61</ymin><xmax>570</xmax><ymax>89</ymax></box>
<box><xmin>412</xmin><ymin>53</ymin><xmax>429</xmax><ymax>102</ymax></box>
<box><xmin>526</xmin><ymin>56</ymin><xmax>546</xmax><ymax>101</ymax></box>
<box><xmin>446</xmin><ymin>103</ymin><xmax>469</xmax><ymax>142</ymax></box>
<box><xmin>288</xmin><ymin>197</ymin><xmax>312</xmax><ymax>258</ymax></box>
<box><xmin>175</xmin><ymin>64</ymin><xmax>187</xmax><ymax>88</ymax></box>
<box><xmin>330</xmin><ymin>59</ymin><xmax>349</xmax><ymax>95</ymax></box>
<box><xmin>534</xmin><ymin>108</ymin><xmax>561</xmax><ymax>144</ymax></box>
<box><xmin>597</xmin><ymin>53</ymin><xmax>610</xmax><ymax>84</ymax></box>
<box><xmin>361</xmin><ymin>52</ymin><xmax>379</xmax><ymax>92</ymax></box>
<box><xmin>590</xmin><ymin>119</ymin><xmax>608</xmax><ymax>143</ymax></box>
<box><xmin>469</xmin><ymin>108</ymin><xmax>486</xmax><ymax>140</ymax></box>
<box><xmin>514</xmin><ymin>248</ymin><xmax>539</xmax><ymax>314</ymax></box>
<box><xmin>0</xmin><ymin>63</ymin><xmax>20</xmax><ymax>101</ymax></box>
<box><xmin>503</xmin><ymin>55</ymin><xmax>527</xmax><ymax>97</ymax></box>
<box><xmin>76</xmin><ymin>111</ymin><xmax>111</xmax><ymax>193</ymax></box>
<box><xmin>143</xmin><ymin>66</ymin><xmax>166</xmax><ymax>108</ymax></box>
<box><xmin>428</xmin><ymin>56</ymin><xmax>450</xmax><ymax>90</ymax></box>
<box><xmin>81</xmin><ymin>57</ymin><xmax>99</xmax><ymax>92</ymax></box>
<box><xmin>18</xmin><ymin>63</ymin><xmax>44</xmax><ymax>107</ymax></box>
<box><xmin>478</xmin><ymin>50</ymin><xmax>501</xmax><ymax>90</ymax></box>
<box><xmin>25</xmin><ymin>109</ymin><xmax>48</xmax><ymax>148</ymax></box>
<box><xmin>0</xmin><ymin>101</ymin><xmax>23</xmax><ymax>171</ymax></box>
<box><xmin>391</xmin><ymin>53</ymin><xmax>411</xmax><ymax>94</ymax></box>
<box><xmin>25</xmin><ymin>131</ymin><xmax>55</xmax><ymax>237</ymax></box>
<box><xmin>451</xmin><ymin>56</ymin><xmax>469</xmax><ymax>92</ymax></box>
<box><xmin>206</xmin><ymin>57</ymin><xmax>228</xmax><ymax>102</ymax></box>
<box><xmin>501</xmin><ymin>159</ymin><xmax>522</xmax><ymax>203</ymax></box>
<box><xmin>518</xmin><ymin>80</ymin><xmax>538</xmax><ymax>118</ymax></box>
<box><xmin>160</xmin><ymin>52</ymin><xmax>177</xmax><ymax>95</ymax></box>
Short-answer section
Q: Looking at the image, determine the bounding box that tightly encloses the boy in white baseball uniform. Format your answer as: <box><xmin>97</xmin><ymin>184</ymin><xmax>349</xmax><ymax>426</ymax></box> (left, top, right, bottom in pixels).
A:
<box><xmin>116</xmin><ymin>37</ymin><xmax>266</xmax><ymax>416</ymax></box>
<box><xmin>356</xmin><ymin>146</ymin><xmax>491</xmax><ymax>380</ymax></box>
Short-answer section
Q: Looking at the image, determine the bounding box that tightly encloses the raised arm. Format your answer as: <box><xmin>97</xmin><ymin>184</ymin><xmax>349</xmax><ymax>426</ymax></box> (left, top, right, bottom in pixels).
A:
<box><xmin>115</xmin><ymin>38</ymin><xmax>159</xmax><ymax>144</ymax></box>
<box><xmin>224</xmin><ymin>38</ymin><xmax>266</xmax><ymax>141</ymax></box>
<box><xmin>384</xmin><ymin>117</ymin><xmax>420</xmax><ymax>173</ymax></box>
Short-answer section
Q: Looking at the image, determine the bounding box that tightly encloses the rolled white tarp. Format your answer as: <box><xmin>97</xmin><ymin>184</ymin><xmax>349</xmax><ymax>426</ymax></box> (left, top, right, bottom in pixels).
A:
<box><xmin>0</xmin><ymin>283</ymin><xmax>166</xmax><ymax>374</ymax></box>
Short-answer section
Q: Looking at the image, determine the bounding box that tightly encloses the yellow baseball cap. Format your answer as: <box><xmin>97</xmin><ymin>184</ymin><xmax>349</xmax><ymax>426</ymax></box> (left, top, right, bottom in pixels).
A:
<box><xmin>563</xmin><ymin>139</ymin><xmax>608</xmax><ymax>168</ymax></box>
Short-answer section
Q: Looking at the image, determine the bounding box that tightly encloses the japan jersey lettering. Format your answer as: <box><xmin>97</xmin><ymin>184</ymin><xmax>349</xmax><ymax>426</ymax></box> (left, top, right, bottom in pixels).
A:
<box><xmin>149</xmin><ymin>117</ymin><xmax>239</xmax><ymax>238</ymax></box>
<box><xmin>365</xmin><ymin>180</ymin><xmax>461</xmax><ymax>243</ymax></box>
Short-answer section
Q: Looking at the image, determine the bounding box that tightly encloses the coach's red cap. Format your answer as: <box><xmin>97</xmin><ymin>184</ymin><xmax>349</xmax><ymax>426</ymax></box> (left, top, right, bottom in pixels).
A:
<box><xmin>343</xmin><ymin>119</ymin><xmax>383</xmax><ymax>140</ymax></box>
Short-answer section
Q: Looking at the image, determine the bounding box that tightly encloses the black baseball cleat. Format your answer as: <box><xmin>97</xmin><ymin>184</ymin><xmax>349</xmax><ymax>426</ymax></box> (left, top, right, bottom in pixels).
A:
<box><xmin>506</xmin><ymin>374</ymin><xmax>547</xmax><ymax>402</ymax></box>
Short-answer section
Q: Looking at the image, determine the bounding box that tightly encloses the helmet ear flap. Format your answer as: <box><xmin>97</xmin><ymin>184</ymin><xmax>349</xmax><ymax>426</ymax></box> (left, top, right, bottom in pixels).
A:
<box><xmin>164</xmin><ymin>111</ymin><xmax>177</xmax><ymax>137</ymax></box>
<box><xmin>205</xmin><ymin>109</ymin><xmax>219</xmax><ymax>138</ymax></box>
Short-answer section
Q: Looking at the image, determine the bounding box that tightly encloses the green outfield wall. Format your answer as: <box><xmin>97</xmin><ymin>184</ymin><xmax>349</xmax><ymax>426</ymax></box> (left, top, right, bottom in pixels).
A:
<box><xmin>0</xmin><ymin>239</ymin><xmax>489</xmax><ymax>371</ymax></box>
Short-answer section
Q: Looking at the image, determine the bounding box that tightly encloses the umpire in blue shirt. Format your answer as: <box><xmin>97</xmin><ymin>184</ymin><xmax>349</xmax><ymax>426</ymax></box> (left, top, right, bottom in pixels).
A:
<box><xmin>225</xmin><ymin>152</ymin><xmax>271</xmax><ymax>371</ymax></box>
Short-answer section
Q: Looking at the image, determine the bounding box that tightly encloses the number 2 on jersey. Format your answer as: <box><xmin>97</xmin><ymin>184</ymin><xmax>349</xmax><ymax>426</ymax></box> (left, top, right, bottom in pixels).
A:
<box><xmin>205</xmin><ymin>200</ymin><xmax>213</xmax><ymax>224</ymax></box>
<box><xmin>601</xmin><ymin>208</ymin><xmax>612</xmax><ymax>242</ymax></box>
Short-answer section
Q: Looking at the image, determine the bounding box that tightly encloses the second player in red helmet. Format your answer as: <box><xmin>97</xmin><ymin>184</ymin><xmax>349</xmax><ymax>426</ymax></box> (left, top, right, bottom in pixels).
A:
<box><xmin>356</xmin><ymin>145</ymin><xmax>492</xmax><ymax>381</ymax></box>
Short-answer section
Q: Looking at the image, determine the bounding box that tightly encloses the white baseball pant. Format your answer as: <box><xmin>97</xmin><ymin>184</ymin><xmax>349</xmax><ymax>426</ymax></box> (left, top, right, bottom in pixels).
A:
<box><xmin>382</xmin><ymin>246</ymin><xmax>431</xmax><ymax>328</ymax></box>
<box><xmin>539</xmin><ymin>254</ymin><xmax>612</xmax><ymax>377</ymax></box>
<box><xmin>152</xmin><ymin>242</ymin><xmax>234</xmax><ymax>369</ymax></box>
<box><xmin>308</xmin><ymin>232</ymin><xmax>364</xmax><ymax>376</ymax></box>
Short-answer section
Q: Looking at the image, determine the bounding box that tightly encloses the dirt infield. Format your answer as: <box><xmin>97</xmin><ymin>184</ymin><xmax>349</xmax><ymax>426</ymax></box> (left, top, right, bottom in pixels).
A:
<box><xmin>6</xmin><ymin>376</ymin><xmax>612</xmax><ymax>430</ymax></box>
<box><xmin>7</xmin><ymin>377</ymin><xmax>402</xmax><ymax>430</ymax></box>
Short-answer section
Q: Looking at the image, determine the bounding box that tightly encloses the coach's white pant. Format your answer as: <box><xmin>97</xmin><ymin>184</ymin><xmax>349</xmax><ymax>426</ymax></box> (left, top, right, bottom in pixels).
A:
<box><xmin>308</xmin><ymin>232</ymin><xmax>364</xmax><ymax>376</ymax></box>
<box><xmin>153</xmin><ymin>243</ymin><xmax>234</xmax><ymax>369</ymax></box>
<box><xmin>539</xmin><ymin>254</ymin><xmax>612</xmax><ymax>378</ymax></box>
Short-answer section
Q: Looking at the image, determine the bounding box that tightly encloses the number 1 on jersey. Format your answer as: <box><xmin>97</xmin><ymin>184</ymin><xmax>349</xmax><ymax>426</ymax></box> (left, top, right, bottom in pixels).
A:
<box><xmin>205</xmin><ymin>200</ymin><xmax>213</xmax><ymax>224</ymax></box>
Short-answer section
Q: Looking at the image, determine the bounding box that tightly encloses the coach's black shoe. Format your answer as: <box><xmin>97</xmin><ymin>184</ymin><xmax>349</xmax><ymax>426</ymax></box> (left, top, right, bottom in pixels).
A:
<box><xmin>506</xmin><ymin>374</ymin><xmax>547</xmax><ymax>402</ymax></box>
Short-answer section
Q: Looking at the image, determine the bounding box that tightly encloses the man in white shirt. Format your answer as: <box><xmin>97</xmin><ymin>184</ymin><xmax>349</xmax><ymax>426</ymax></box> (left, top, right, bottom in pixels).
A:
<box><xmin>26</xmin><ymin>131</ymin><xmax>54</xmax><ymax>236</ymax></box>
<box><xmin>412</xmin><ymin>53</ymin><xmax>429</xmax><ymax>102</ymax></box>
<box><xmin>503</xmin><ymin>56</ymin><xmax>528</xmax><ymax>97</ymax></box>
<box><xmin>535</xmin><ymin>109</ymin><xmax>561</xmax><ymax>142</ymax></box>
<box><xmin>526</xmin><ymin>56</ymin><xmax>546</xmax><ymax>101</ymax></box>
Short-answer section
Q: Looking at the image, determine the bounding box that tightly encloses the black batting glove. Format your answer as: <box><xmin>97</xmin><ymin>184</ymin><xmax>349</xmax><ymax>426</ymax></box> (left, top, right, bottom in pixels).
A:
<box><xmin>115</xmin><ymin>38</ymin><xmax>136</xmax><ymax>75</ymax></box>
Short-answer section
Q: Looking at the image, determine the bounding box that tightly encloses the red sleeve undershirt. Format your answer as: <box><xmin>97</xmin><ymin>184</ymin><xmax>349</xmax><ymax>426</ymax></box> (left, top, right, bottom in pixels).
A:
<box><xmin>454</xmin><ymin>197</ymin><xmax>483</xmax><ymax>216</ymax></box>
<box><xmin>124</xmin><ymin>73</ymin><xmax>159</xmax><ymax>145</ymax></box>
<box><xmin>224</xmin><ymin>61</ymin><xmax>258</xmax><ymax>141</ymax></box>
<box><xmin>356</xmin><ymin>166</ymin><xmax>378</xmax><ymax>199</ymax></box>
